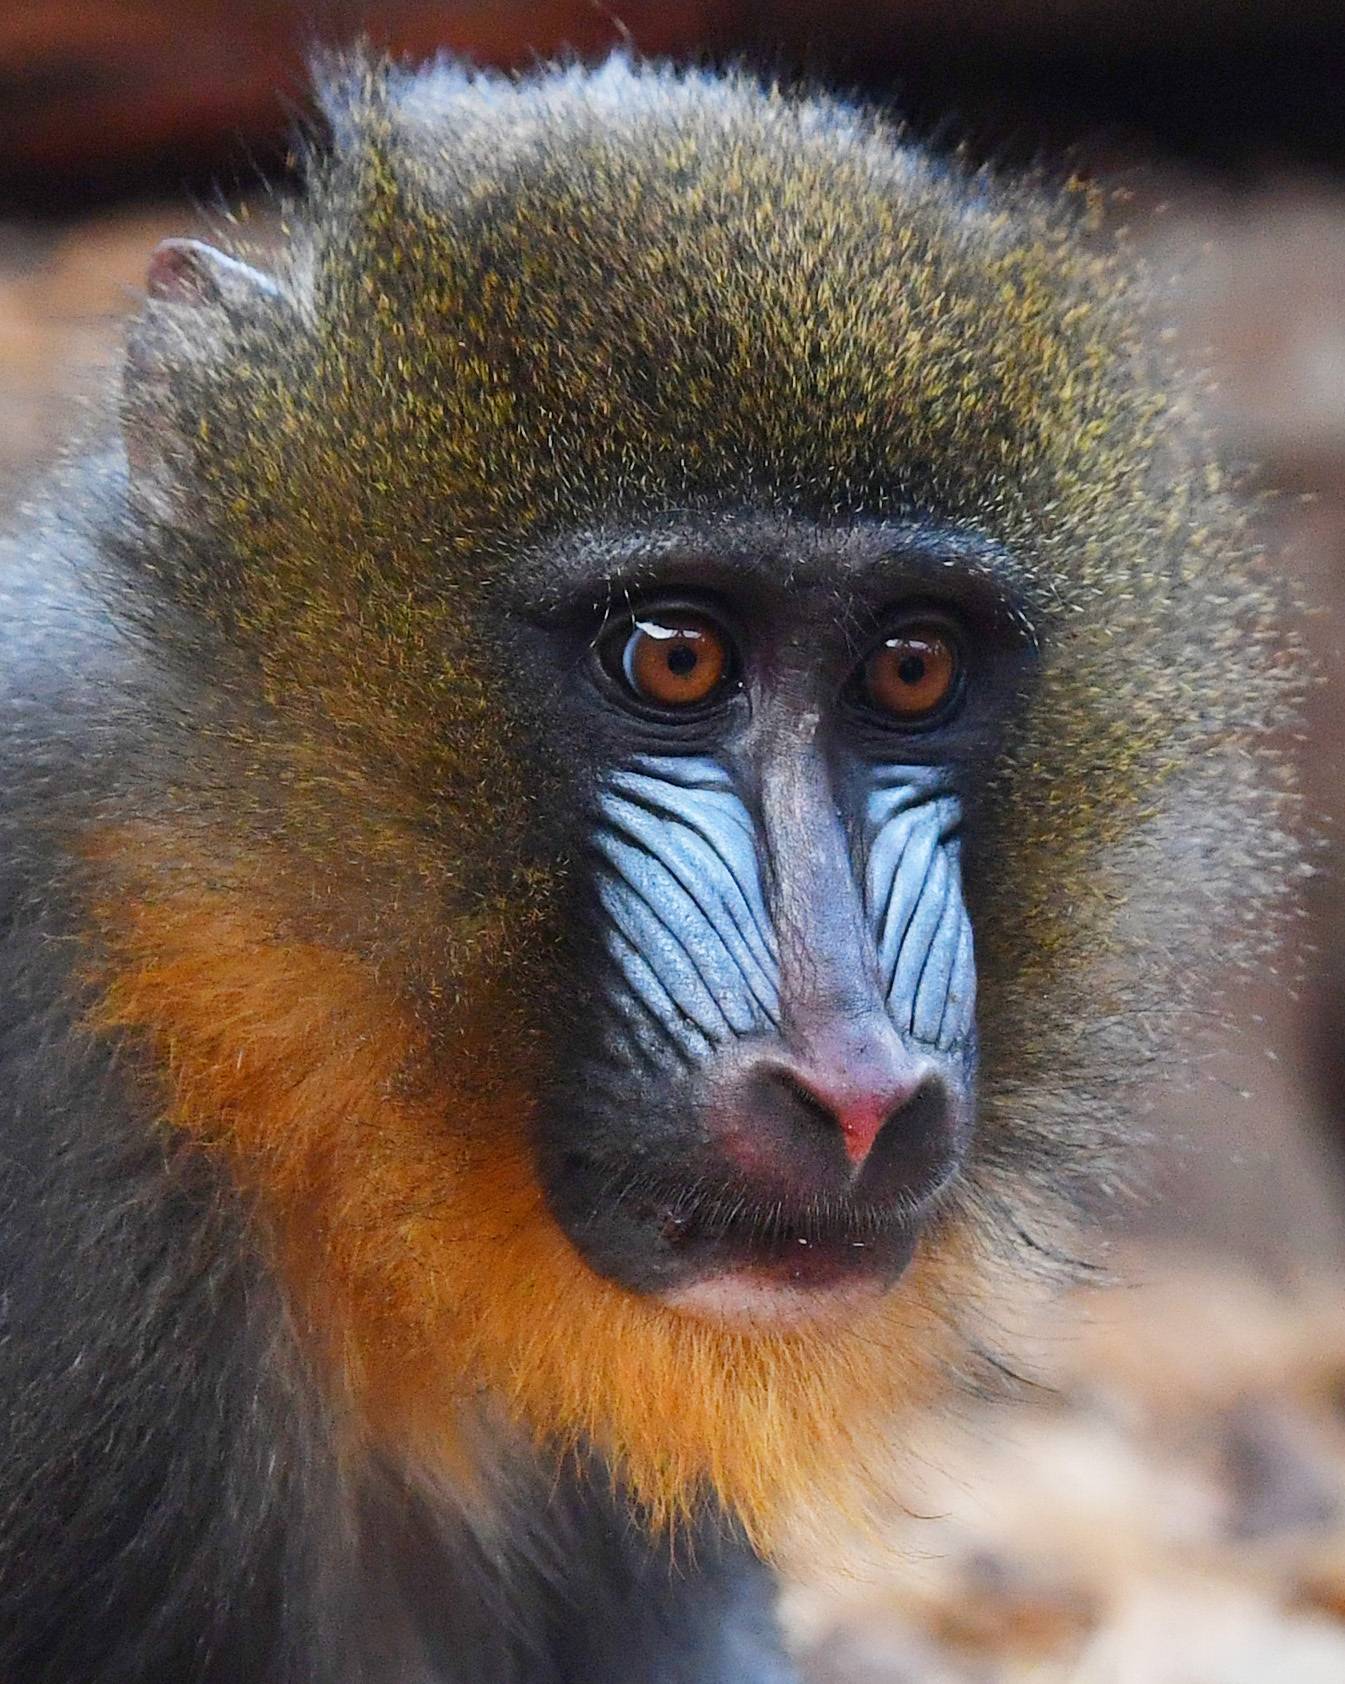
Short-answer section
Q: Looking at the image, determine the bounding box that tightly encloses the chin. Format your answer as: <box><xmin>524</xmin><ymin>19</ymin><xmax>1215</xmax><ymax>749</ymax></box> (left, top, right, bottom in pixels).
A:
<box><xmin>657</xmin><ymin>1267</ymin><xmax>899</xmax><ymax>1331</ymax></box>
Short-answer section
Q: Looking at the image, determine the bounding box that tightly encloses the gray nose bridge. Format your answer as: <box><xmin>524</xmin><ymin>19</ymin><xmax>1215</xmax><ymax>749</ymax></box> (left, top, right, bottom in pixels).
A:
<box><xmin>753</xmin><ymin>737</ymin><xmax>883</xmax><ymax>1024</ymax></box>
<box><xmin>737</xmin><ymin>745</ymin><xmax>974</xmax><ymax>1054</ymax></box>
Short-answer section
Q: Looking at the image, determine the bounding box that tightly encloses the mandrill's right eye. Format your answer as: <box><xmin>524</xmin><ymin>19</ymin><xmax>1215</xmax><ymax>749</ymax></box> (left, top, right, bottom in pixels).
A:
<box><xmin>600</xmin><ymin>607</ymin><xmax>737</xmax><ymax>711</ymax></box>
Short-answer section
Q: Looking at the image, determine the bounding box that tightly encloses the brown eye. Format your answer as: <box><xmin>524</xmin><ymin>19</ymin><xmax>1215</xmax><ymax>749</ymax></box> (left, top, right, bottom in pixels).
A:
<box><xmin>861</xmin><ymin>625</ymin><xmax>961</xmax><ymax>723</ymax></box>
<box><xmin>616</xmin><ymin>612</ymin><xmax>730</xmax><ymax>708</ymax></box>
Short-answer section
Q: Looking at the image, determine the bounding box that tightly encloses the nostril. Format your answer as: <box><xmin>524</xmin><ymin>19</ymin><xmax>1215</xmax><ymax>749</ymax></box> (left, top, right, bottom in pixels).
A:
<box><xmin>854</xmin><ymin>1077</ymin><xmax>956</xmax><ymax>1200</ymax></box>
<box><xmin>758</xmin><ymin>1051</ymin><xmax>941</xmax><ymax>1171</ymax></box>
<box><xmin>768</xmin><ymin>1069</ymin><xmax>841</xmax><ymax>1135</ymax></box>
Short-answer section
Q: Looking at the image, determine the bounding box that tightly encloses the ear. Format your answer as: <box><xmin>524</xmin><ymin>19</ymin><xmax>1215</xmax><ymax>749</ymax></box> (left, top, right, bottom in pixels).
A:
<box><xmin>143</xmin><ymin>238</ymin><xmax>283</xmax><ymax>310</ymax></box>
<box><xmin>123</xmin><ymin>239</ymin><xmax>293</xmax><ymax>506</ymax></box>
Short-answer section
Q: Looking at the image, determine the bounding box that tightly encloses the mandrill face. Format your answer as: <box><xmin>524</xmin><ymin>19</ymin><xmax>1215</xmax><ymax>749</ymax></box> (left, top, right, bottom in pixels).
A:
<box><xmin>513</xmin><ymin>520</ymin><xmax>1038</xmax><ymax>1328</ymax></box>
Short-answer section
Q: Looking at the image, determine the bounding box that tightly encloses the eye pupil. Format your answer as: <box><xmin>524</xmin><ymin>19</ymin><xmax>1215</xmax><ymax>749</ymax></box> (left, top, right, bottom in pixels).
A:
<box><xmin>897</xmin><ymin>654</ymin><xmax>926</xmax><ymax>686</ymax></box>
<box><xmin>666</xmin><ymin>644</ymin><xmax>698</xmax><ymax>677</ymax></box>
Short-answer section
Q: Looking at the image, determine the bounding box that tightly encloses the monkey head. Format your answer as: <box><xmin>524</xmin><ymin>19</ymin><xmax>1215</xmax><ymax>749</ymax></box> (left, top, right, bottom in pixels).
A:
<box><xmin>523</xmin><ymin>526</ymin><xmax>1007</xmax><ymax>1327</ymax></box>
<box><xmin>101</xmin><ymin>58</ymin><xmax>1295</xmax><ymax>1549</ymax></box>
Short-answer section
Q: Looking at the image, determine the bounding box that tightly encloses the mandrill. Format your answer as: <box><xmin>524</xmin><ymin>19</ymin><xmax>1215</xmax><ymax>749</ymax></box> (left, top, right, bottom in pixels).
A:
<box><xmin>0</xmin><ymin>53</ymin><xmax>1295</xmax><ymax>1684</ymax></box>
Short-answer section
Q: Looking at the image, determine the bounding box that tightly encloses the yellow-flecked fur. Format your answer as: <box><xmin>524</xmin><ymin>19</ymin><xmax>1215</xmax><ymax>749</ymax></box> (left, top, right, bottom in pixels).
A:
<box><xmin>84</xmin><ymin>55</ymin><xmax>1299</xmax><ymax>1554</ymax></box>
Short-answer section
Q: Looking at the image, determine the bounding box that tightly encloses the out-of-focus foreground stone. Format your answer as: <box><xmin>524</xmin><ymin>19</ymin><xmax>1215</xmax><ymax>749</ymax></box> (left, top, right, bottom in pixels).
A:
<box><xmin>789</xmin><ymin>1247</ymin><xmax>1345</xmax><ymax>1683</ymax></box>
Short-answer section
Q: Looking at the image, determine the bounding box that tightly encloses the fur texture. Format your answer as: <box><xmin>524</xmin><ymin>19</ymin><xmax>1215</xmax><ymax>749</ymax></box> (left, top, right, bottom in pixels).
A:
<box><xmin>0</xmin><ymin>51</ymin><xmax>1298</xmax><ymax>1661</ymax></box>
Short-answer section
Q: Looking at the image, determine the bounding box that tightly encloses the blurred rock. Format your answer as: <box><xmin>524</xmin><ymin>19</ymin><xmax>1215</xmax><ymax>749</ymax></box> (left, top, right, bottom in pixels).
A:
<box><xmin>1221</xmin><ymin>1397</ymin><xmax>1341</xmax><ymax>1539</ymax></box>
<box><xmin>790</xmin><ymin>1247</ymin><xmax>1345</xmax><ymax>1683</ymax></box>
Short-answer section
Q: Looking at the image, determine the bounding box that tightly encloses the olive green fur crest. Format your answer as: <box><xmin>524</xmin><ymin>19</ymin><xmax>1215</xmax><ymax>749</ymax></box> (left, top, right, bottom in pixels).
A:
<box><xmin>120</xmin><ymin>53</ymin><xmax>1297</xmax><ymax>1204</ymax></box>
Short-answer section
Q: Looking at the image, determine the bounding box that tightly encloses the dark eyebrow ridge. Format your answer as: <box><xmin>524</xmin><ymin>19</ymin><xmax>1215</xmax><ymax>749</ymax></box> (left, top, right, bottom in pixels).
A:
<box><xmin>512</xmin><ymin>515</ymin><xmax>1042</xmax><ymax>637</ymax></box>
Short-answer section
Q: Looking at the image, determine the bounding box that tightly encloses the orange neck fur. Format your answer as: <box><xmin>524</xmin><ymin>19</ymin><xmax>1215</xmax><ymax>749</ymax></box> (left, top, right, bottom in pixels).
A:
<box><xmin>89</xmin><ymin>870</ymin><xmax>974</xmax><ymax>1554</ymax></box>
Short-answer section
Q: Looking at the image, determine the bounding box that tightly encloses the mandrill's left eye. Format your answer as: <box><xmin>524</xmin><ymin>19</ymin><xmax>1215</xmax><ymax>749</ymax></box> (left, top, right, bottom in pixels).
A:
<box><xmin>602</xmin><ymin>609</ymin><xmax>736</xmax><ymax>710</ymax></box>
<box><xmin>853</xmin><ymin>619</ymin><xmax>965</xmax><ymax>727</ymax></box>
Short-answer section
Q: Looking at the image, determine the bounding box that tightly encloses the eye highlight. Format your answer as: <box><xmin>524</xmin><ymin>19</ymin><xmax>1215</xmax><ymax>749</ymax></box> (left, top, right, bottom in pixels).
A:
<box><xmin>858</xmin><ymin>623</ymin><xmax>963</xmax><ymax>725</ymax></box>
<box><xmin>604</xmin><ymin>610</ymin><xmax>733</xmax><ymax>710</ymax></box>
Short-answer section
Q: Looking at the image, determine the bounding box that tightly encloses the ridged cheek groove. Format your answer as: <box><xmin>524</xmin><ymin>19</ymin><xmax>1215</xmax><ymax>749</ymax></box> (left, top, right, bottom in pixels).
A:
<box><xmin>864</xmin><ymin>772</ymin><xmax>975</xmax><ymax>1053</ymax></box>
<box><xmin>592</xmin><ymin>757</ymin><xmax>781</xmax><ymax>1060</ymax></box>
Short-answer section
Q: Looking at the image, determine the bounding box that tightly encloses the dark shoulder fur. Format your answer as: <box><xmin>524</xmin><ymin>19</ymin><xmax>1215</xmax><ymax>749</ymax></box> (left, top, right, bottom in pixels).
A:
<box><xmin>0</xmin><ymin>476</ymin><xmax>336</xmax><ymax>1681</ymax></box>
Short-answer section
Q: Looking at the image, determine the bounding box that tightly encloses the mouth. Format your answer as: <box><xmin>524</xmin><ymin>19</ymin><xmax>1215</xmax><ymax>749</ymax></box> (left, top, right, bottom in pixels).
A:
<box><xmin>540</xmin><ymin>1110</ymin><xmax>964</xmax><ymax>1330</ymax></box>
<box><xmin>651</xmin><ymin>1197</ymin><xmax>925</xmax><ymax>1329</ymax></box>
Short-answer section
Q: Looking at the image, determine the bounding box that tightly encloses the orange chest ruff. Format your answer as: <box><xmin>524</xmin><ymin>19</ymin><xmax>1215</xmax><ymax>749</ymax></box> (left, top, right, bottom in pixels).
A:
<box><xmin>91</xmin><ymin>880</ymin><xmax>969</xmax><ymax>1553</ymax></box>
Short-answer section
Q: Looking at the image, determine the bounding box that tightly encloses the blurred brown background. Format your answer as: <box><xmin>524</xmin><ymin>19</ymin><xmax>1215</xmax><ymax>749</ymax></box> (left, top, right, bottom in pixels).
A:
<box><xmin>3</xmin><ymin>4</ymin><xmax>1345</xmax><ymax>1679</ymax></box>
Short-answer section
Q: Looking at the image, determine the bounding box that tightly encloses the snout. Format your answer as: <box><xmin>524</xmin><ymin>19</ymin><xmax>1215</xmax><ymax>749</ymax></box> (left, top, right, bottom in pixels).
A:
<box><xmin>705</xmin><ymin>1011</ymin><xmax>958</xmax><ymax>1198</ymax></box>
<box><xmin>638</xmin><ymin>1011</ymin><xmax>968</xmax><ymax>1324</ymax></box>
<box><xmin>539</xmin><ymin>1010</ymin><xmax>970</xmax><ymax>1323</ymax></box>
<box><xmin>543</xmin><ymin>742</ymin><xmax>977</xmax><ymax>1326</ymax></box>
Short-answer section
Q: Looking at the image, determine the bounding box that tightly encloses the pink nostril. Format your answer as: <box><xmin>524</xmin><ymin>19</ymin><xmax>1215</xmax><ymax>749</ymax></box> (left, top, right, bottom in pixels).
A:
<box><xmin>782</xmin><ymin>1062</ymin><xmax>930</xmax><ymax>1167</ymax></box>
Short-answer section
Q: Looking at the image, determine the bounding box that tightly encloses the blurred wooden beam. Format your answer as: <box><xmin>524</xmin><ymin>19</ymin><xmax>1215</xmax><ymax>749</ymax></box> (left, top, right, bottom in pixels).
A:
<box><xmin>0</xmin><ymin>1</ymin><xmax>734</xmax><ymax>198</ymax></box>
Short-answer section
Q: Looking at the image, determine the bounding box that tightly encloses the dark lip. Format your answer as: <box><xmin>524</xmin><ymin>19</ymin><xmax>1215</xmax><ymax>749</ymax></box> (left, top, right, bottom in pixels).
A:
<box><xmin>656</xmin><ymin>1197</ymin><xmax>925</xmax><ymax>1290</ymax></box>
<box><xmin>538</xmin><ymin>1121</ymin><xmax>965</xmax><ymax>1302</ymax></box>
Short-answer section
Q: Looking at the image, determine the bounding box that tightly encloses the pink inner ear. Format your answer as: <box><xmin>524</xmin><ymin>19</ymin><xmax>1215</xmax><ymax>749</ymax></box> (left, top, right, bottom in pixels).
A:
<box><xmin>146</xmin><ymin>240</ymin><xmax>214</xmax><ymax>304</ymax></box>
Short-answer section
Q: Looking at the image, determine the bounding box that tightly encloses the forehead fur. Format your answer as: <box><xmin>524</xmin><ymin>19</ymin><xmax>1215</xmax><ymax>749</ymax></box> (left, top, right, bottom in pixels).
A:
<box><xmin>188</xmin><ymin>58</ymin><xmax>1151</xmax><ymax>593</ymax></box>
